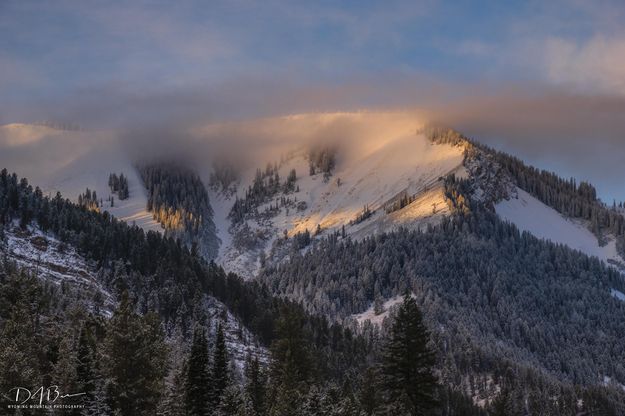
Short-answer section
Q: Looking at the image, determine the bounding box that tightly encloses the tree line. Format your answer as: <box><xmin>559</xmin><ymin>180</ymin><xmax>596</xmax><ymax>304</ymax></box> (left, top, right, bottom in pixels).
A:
<box><xmin>77</xmin><ymin>188</ymin><xmax>100</xmax><ymax>211</ymax></box>
<box><xmin>0</xmin><ymin>254</ymin><xmax>484</xmax><ymax>415</ymax></box>
<box><xmin>108</xmin><ymin>172</ymin><xmax>129</xmax><ymax>200</ymax></box>
<box><xmin>138</xmin><ymin>162</ymin><xmax>219</xmax><ymax>260</ymax></box>
<box><xmin>424</xmin><ymin>125</ymin><xmax>625</xmax><ymax>255</ymax></box>
<box><xmin>308</xmin><ymin>146</ymin><xmax>336</xmax><ymax>181</ymax></box>
<box><xmin>229</xmin><ymin>163</ymin><xmax>298</xmax><ymax>226</ymax></box>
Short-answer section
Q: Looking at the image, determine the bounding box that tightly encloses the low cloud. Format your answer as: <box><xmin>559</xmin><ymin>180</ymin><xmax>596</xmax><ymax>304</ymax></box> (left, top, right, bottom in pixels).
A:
<box><xmin>2</xmin><ymin>71</ymin><xmax>625</xmax><ymax>200</ymax></box>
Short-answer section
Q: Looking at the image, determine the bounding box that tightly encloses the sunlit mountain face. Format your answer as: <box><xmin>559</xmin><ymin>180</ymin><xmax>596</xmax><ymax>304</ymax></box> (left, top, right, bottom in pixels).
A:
<box><xmin>2</xmin><ymin>1</ymin><xmax>625</xmax><ymax>415</ymax></box>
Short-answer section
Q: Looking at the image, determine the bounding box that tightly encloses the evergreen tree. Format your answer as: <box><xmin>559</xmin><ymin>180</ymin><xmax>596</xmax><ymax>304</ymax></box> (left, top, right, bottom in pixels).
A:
<box><xmin>244</xmin><ymin>353</ymin><xmax>266</xmax><ymax>415</ymax></box>
<box><xmin>211</xmin><ymin>323</ymin><xmax>230</xmax><ymax>408</ymax></box>
<box><xmin>373</xmin><ymin>296</ymin><xmax>385</xmax><ymax>316</ymax></box>
<box><xmin>53</xmin><ymin>333</ymin><xmax>81</xmax><ymax>413</ymax></box>
<box><xmin>236</xmin><ymin>392</ymin><xmax>258</xmax><ymax>416</ymax></box>
<box><xmin>137</xmin><ymin>163</ymin><xmax>218</xmax><ymax>259</ymax></box>
<box><xmin>185</xmin><ymin>328</ymin><xmax>212</xmax><ymax>416</ymax></box>
<box><xmin>104</xmin><ymin>291</ymin><xmax>168</xmax><ymax>416</ymax></box>
<box><xmin>270</xmin><ymin>307</ymin><xmax>313</xmax><ymax>388</ymax></box>
<box><xmin>217</xmin><ymin>385</ymin><xmax>244</xmax><ymax>416</ymax></box>
<box><xmin>379</xmin><ymin>293</ymin><xmax>438</xmax><ymax>415</ymax></box>
<box><xmin>438</xmin><ymin>387</ymin><xmax>485</xmax><ymax>416</ymax></box>
<box><xmin>579</xmin><ymin>386</ymin><xmax>621</xmax><ymax>416</ymax></box>
<box><xmin>489</xmin><ymin>384</ymin><xmax>516</xmax><ymax>416</ymax></box>
<box><xmin>162</xmin><ymin>362</ymin><xmax>187</xmax><ymax>416</ymax></box>
<box><xmin>267</xmin><ymin>307</ymin><xmax>313</xmax><ymax>416</ymax></box>
<box><xmin>337</xmin><ymin>380</ymin><xmax>360</xmax><ymax>416</ymax></box>
<box><xmin>300</xmin><ymin>385</ymin><xmax>325</xmax><ymax>415</ymax></box>
<box><xmin>83</xmin><ymin>375</ymin><xmax>112</xmax><ymax>416</ymax></box>
<box><xmin>76</xmin><ymin>325</ymin><xmax>95</xmax><ymax>398</ymax></box>
<box><xmin>0</xmin><ymin>270</ymin><xmax>42</xmax><ymax>398</ymax></box>
<box><xmin>359</xmin><ymin>367</ymin><xmax>380</xmax><ymax>416</ymax></box>
<box><xmin>80</xmin><ymin>318</ymin><xmax>111</xmax><ymax>416</ymax></box>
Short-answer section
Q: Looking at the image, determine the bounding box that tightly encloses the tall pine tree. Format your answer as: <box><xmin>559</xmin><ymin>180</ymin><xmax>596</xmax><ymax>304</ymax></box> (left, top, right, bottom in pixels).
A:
<box><xmin>267</xmin><ymin>306</ymin><xmax>313</xmax><ymax>415</ymax></box>
<box><xmin>359</xmin><ymin>367</ymin><xmax>380</xmax><ymax>416</ymax></box>
<box><xmin>162</xmin><ymin>361</ymin><xmax>187</xmax><ymax>416</ymax></box>
<box><xmin>104</xmin><ymin>291</ymin><xmax>168</xmax><ymax>416</ymax></box>
<box><xmin>211</xmin><ymin>323</ymin><xmax>230</xmax><ymax>409</ymax></box>
<box><xmin>0</xmin><ymin>269</ymin><xmax>43</xmax><ymax>400</ymax></box>
<box><xmin>185</xmin><ymin>327</ymin><xmax>212</xmax><ymax>416</ymax></box>
<box><xmin>75</xmin><ymin>324</ymin><xmax>95</xmax><ymax>402</ymax></box>
<box><xmin>379</xmin><ymin>292</ymin><xmax>438</xmax><ymax>416</ymax></box>
<box><xmin>244</xmin><ymin>353</ymin><xmax>266</xmax><ymax>415</ymax></box>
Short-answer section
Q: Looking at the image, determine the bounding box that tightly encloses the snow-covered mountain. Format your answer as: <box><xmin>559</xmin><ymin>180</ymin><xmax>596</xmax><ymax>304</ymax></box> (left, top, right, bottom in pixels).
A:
<box><xmin>0</xmin><ymin>114</ymin><xmax>464</xmax><ymax>277</ymax></box>
<box><xmin>3</xmin><ymin>113</ymin><xmax>625</xmax><ymax>412</ymax></box>
<box><xmin>2</xmin><ymin>112</ymin><xmax>624</xmax><ymax>279</ymax></box>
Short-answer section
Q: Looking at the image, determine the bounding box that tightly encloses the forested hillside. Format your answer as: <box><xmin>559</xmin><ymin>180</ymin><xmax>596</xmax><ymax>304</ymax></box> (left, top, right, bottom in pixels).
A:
<box><xmin>425</xmin><ymin>126</ymin><xmax>625</xmax><ymax>256</ymax></box>
<box><xmin>138</xmin><ymin>162</ymin><xmax>220</xmax><ymax>260</ymax></box>
<box><xmin>1</xmin><ymin>168</ymin><xmax>494</xmax><ymax>415</ymax></box>
<box><xmin>0</xmin><ymin>168</ymin><xmax>357</xmax><ymax>350</ymax></box>
<box><xmin>261</xmin><ymin>203</ymin><xmax>625</xmax><ymax>413</ymax></box>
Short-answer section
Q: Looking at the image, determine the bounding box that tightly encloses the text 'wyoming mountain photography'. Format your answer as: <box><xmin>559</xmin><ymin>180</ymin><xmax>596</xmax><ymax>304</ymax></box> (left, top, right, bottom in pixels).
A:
<box><xmin>1</xmin><ymin>1</ymin><xmax>625</xmax><ymax>415</ymax></box>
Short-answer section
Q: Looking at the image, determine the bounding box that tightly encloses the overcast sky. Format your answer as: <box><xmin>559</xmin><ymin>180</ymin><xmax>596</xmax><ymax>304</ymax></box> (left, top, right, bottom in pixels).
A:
<box><xmin>1</xmin><ymin>0</ymin><xmax>624</xmax><ymax>200</ymax></box>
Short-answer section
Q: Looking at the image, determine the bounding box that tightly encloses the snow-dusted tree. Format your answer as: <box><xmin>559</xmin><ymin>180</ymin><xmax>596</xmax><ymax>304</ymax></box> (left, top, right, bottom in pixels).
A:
<box><xmin>235</xmin><ymin>392</ymin><xmax>258</xmax><ymax>416</ymax></box>
<box><xmin>161</xmin><ymin>362</ymin><xmax>187</xmax><ymax>416</ymax></box>
<box><xmin>216</xmin><ymin>385</ymin><xmax>244</xmax><ymax>416</ymax></box>
<box><xmin>266</xmin><ymin>307</ymin><xmax>315</xmax><ymax>416</ymax></box>
<box><xmin>244</xmin><ymin>353</ymin><xmax>266</xmax><ymax>415</ymax></box>
<box><xmin>379</xmin><ymin>293</ymin><xmax>438</xmax><ymax>415</ymax></box>
<box><xmin>211</xmin><ymin>323</ymin><xmax>230</xmax><ymax>408</ymax></box>
<box><xmin>104</xmin><ymin>291</ymin><xmax>168</xmax><ymax>416</ymax></box>
<box><xmin>373</xmin><ymin>296</ymin><xmax>385</xmax><ymax>316</ymax></box>
<box><xmin>82</xmin><ymin>377</ymin><xmax>112</xmax><ymax>416</ymax></box>
<box><xmin>359</xmin><ymin>367</ymin><xmax>380</xmax><ymax>416</ymax></box>
<box><xmin>0</xmin><ymin>271</ymin><xmax>43</xmax><ymax>398</ymax></box>
<box><xmin>185</xmin><ymin>327</ymin><xmax>212</xmax><ymax>416</ymax></box>
<box><xmin>489</xmin><ymin>383</ymin><xmax>516</xmax><ymax>416</ymax></box>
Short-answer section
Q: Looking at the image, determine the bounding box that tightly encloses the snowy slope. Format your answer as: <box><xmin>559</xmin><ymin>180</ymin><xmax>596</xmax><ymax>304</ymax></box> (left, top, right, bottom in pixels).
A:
<box><xmin>1</xmin><ymin>222</ymin><xmax>267</xmax><ymax>366</ymax></box>
<box><xmin>1</xmin><ymin>114</ymin><xmax>465</xmax><ymax>278</ymax></box>
<box><xmin>1</xmin><ymin>222</ymin><xmax>116</xmax><ymax>315</ymax></box>
<box><xmin>199</xmin><ymin>296</ymin><xmax>269</xmax><ymax>369</ymax></box>
<box><xmin>0</xmin><ymin>123</ymin><xmax>160</xmax><ymax>233</ymax></box>
<box><xmin>199</xmin><ymin>112</ymin><xmax>466</xmax><ymax>277</ymax></box>
<box><xmin>277</xmin><ymin>131</ymin><xmax>463</xmax><ymax>236</ymax></box>
<box><xmin>8</xmin><ymin>118</ymin><xmax>625</xmax><ymax>279</ymax></box>
<box><xmin>495</xmin><ymin>188</ymin><xmax>623</xmax><ymax>266</ymax></box>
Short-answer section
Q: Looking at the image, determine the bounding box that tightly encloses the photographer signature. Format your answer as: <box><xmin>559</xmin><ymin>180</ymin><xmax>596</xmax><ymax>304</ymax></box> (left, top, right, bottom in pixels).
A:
<box><xmin>9</xmin><ymin>386</ymin><xmax>86</xmax><ymax>405</ymax></box>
